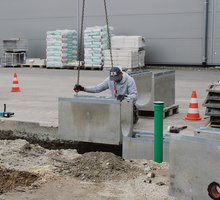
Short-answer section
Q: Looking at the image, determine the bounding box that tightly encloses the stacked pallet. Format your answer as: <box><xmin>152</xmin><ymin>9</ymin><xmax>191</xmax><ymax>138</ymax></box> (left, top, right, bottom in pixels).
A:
<box><xmin>203</xmin><ymin>82</ymin><xmax>220</xmax><ymax>127</ymax></box>
<box><xmin>1</xmin><ymin>38</ymin><xmax>28</xmax><ymax>67</ymax></box>
<box><xmin>104</xmin><ymin>36</ymin><xmax>146</xmax><ymax>70</ymax></box>
<box><xmin>84</xmin><ymin>26</ymin><xmax>113</xmax><ymax>69</ymax></box>
<box><xmin>46</xmin><ymin>30</ymin><xmax>77</xmax><ymax>68</ymax></box>
<box><xmin>3</xmin><ymin>38</ymin><xmax>28</xmax><ymax>51</ymax></box>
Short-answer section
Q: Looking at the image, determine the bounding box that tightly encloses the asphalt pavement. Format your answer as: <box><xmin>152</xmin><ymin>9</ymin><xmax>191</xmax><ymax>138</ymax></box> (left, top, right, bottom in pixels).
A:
<box><xmin>0</xmin><ymin>67</ymin><xmax>219</xmax><ymax>134</ymax></box>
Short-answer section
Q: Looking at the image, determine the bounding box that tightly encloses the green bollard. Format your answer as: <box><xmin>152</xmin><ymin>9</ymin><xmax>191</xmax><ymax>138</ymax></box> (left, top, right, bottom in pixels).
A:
<box><xmin>154</xmin><ymin>101</ymin><xmax>164</xmax><ymax>163</ymax></box>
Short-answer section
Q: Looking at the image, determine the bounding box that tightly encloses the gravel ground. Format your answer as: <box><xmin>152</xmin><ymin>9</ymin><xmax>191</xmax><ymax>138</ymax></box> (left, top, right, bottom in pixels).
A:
<box><xmin>0</xmin><ymin>139</ymin><xmax>177</xmax><ymax>200</ymax></box>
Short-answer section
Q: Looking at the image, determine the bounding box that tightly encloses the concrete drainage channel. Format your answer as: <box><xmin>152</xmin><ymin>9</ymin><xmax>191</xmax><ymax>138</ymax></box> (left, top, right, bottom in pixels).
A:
<box><xmin>169</xmin><ymin>134</ymin><xmax>220</xmax><ymax>200</ymax></box>
<box><xmin>0</xmin><ymin>120</ymin><xmax>127</xmax><ymax>194</ymax></box>
<box><xmin>0</xmin><ymin>120</ymin><xmax>122</xmax><ymax>155</ymax></box>
<box><xmin>0</xmin><ymin>95</ymin><xmax>169</xmax><ymax>195</ymax></box>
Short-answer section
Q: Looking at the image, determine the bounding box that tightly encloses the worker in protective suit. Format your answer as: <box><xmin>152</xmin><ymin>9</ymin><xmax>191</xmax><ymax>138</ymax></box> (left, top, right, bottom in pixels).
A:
<box><xmin>74</xmin><ymin>66</ymin><xmax>139</xmax><ymax>123</ymax></box>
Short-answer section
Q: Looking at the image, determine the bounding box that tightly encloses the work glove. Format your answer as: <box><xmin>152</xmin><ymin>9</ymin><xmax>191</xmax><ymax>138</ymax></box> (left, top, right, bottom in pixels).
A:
<box><xmin>117</xmin><ymin>94</ymin><xmax>127</xmax><ymax>101</ymax></box>
<box><xmin>74</xmin><ymin>84</ymin><xmax>84</xmax><ymax>92</ymax></box>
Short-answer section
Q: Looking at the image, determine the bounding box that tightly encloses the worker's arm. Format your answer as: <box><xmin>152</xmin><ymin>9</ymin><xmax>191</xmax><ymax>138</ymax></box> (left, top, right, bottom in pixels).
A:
<box><xmin>127</xmin><ymin>77</ymin><xmax>138</xmax><ymax>102</ymax></box>
<box><xmin>84</xmin><ymin>78</ymin><xmax>109</xmax><ymax>93</ymax></box>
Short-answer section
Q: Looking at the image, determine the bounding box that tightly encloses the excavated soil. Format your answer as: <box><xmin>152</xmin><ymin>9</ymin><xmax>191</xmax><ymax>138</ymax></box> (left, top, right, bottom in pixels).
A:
<box><xmin>0</xmin><ymin>166</ymin><xmax>38</xmax><ymax>194</ymax></box>
<box><xmin>0</xmin><ymin>139</ymin><xmax>177</xmax><ymax>199</ymax></box>
<box><xmin>59</xmin><ymin>152</ymin><xmax>141</xmax><ymax>182</ymax></box>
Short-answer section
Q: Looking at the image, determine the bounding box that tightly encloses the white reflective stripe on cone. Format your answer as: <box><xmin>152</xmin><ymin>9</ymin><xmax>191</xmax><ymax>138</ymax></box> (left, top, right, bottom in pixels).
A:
<box><xmin>188</xmin><ymin>108</ymin><xmax>199</xmax><ymax>113</ymax></box>
<box><xmin>13</xmin><ymin>84</ymin><xmax>19</xmax><ymax>87</ymax></box>
<box><xmin>189</xmin><ymin>98</ymin><xmax>198</xmax><ymax>103</ymax></box>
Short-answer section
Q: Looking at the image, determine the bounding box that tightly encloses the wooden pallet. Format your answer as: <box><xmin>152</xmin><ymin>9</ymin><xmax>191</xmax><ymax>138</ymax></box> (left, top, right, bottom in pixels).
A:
<box><xmin>138</xmin><ymin>104</ymin><xmax>179</xmax><ymax>118</ymax></box>
<box><xmin>62</xmin><ymin>65</ymin><xmax>84</xmax><ymax>70</ymax></box>
<box><xmin>46</xmin><ymin>67</ymin><xmax>64</xmax><ymax>70</ymax></box>
<box><xmin>3</xmin><ymin>65</ymin><xmax>21</xmax><ymax>68</ymax></box>
<box><xmin>208</xmin><ymin>116</ymin><xmax>220</xmax><ymax>128</ymax></box>
<box><xmin>21</xmin><ymin>64</ymin><xmax>46</xmax><ymax>68</ymax></box>
<box><xmin>63</xmin><ymin>65</ymin><xmax>103</xmax><ymax>70</ymax></box>
<box><xmin>209</xmin><ymin>122</ymin><xmax>220</xmax><ymax>128</ymax></box>
<box><xmin>84</xmin><ymin>66</ymin><xmax>103</xmax><ymax>71</ymax></box>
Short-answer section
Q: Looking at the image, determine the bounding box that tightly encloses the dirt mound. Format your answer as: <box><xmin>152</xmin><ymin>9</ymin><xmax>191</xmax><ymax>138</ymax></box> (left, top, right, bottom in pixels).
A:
<box><xmin>0</xmin><ymin>166</ymin><xmax>39</xmax><ymax>194</ymax></box>
<box><xmin>60</xmin><ymin>152</ymin><xmax>141</xmax><ymax>182</ymax></box>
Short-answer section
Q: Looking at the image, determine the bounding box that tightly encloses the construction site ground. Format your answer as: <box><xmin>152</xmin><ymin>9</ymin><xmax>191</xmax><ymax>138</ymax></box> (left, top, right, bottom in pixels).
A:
<box><xmin>0</xmin><ymin>67</ymin><xmax>219</xmax><ymax>200</ymax></box>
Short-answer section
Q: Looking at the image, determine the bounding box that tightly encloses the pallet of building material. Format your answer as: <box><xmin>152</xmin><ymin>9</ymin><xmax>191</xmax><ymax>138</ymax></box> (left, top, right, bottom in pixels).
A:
<box><xmin>46</xmin><ymin>29</ymin><xmax>78</xmax><ymax>69</ymax></box>
<box><xmin>111</xmin><ymin>36</ymin><xmax>146</xmax><ymax>49</ymax></box>
<box><xmin>62</xmin><ymin>61</ymin><xmax>84</xmax><ymax>70</ymax></box>
<box><xmin>84</xmin><ymin>65</ymin><xmax>103</xmax><ymax>71</ymax></box>
<box><xmin>84</xmin><ymin>25</ymin><xmax>114</xmax><ymax>67</ymax></box>
<box><xmin>205</xmin><ymin>107</ymin><xmax>220</xmax><ymax>116</ymax></box>
<box><xmin>203</xmin><ymin>94</ymin><xmax>220</xmax><ymax>107</ymax></box>
<box><xmin>1</xmin><ymin>52</ymin><xmax>26</xmax><ymax>67</ymax></box>
<box><xmin>104</xmin><ymin>49</ymin><xmax>145</xmax><ymax>70</ymax></box>
<box><xmin>206</xmin><ymin>83</ymin><xmax>220</xmax><ymax>93</ymax></box>
<box><xmin>62</xmin><ymin>66</ymin><xmax>79</xmax><ymax>70</ymax></box>
<box><xmin>65</xmin><ymin>61</ymin><xmax>82</xmax><ymax>66</ymax></box>
<box><xmin>209</xmin><ymin>121</ymin><xmax>220</xmax><ymax>128</ymax></box>
<box><xmin>104</xmin><ymin>35</ymin><xmax>146</xmax><ymax>71</ymax></box>
<box><xmin>204</xmin><ymin>92</ymin><xmax>220</xmax><ymax>102</ymax></box>
<box><xmin>203</xmin><ymin>101</ymin><xmax>220</xmax><ymax>109</ymax></box>
<box><xmin>3</xmin><ymin>65</ymin><xmax>21</xmax><ymax>68</ymax></box>
<box><xmin>21</xmin><ymin>64</ymin><xmax>46</xmax><ymax>68</ymax></box>
<box><xmin>209</xmin><ymin>117</ymin><xmax>220</xmax><ymax>128</ymax></box>
<box><xmin>47</xmin><ymin>65</ymin><xmax>83</xmax><ymax>70</ymax></box>
<box><xmin>3</xmin><ymin>38</ymin><xmax>28</xmax><ymax>52</ymax></box>
<box><xmin>210</xmin><ymin>116</ymin><xmax>220</xmax><ymax>123</ymax></box>
<box><xmin>203</xmin><ymin>91</ymin><xmax>220</xmax><ymax>108</ymax></box>
<box><xmin>62</xmin><ymin>65</ymin><xmax>85</xmax><ymax>70</ymax></box>
<box><xmin>25</xmin><ymin>58</ymin><xmax>45</xmax><ymax>64</ymax></box>
<box><xmin>138</xmin><ymin>104</ymin><xmax>179</xmax><ymax>118</ymax></box>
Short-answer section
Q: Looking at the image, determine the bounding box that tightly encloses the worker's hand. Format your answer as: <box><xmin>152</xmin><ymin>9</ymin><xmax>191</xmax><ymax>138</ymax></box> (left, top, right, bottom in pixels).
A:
<box><xmin>74</xmin><ymin>84</ymin><xmax>84</xmax><ymax>92</ymax></box>
<box><xmin>117</xmin><ymin>94</ymin><xmax>127</xmax><ymax>101</ymax></box>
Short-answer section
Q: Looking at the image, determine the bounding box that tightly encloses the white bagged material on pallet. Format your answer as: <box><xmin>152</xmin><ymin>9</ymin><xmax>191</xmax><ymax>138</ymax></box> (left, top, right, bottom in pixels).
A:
<box><xmin>25</xmin><ymin>58</ymin><xmax>46</xmax><ymax>65</ymax></box>
<box><xmin>46</xmin><ymin>29</ymin><xmax>77</xmax><ymax>68</ymax></box>
<box><xmin>138</xmin><ymin>50</ymin><xmax>145</xmax><ymax>67</ymax></box>
<box><xmin>104</xmin><ymin>35</ymin><xmax>146</xmax><ymax>70</ymax></box>
<box><xmin>104</xmin><ymin>49</ymin><xmax>145</xmax><ymax>70</ymax></box>
<box><xmin>111</xmin><ymin>36</ymin><xmax>145</xmax><ymax>49</ymax></box>
<box><xmin>84</xmin><ymin>26</ymin><xmax>114</xmax><ymax>68</ymax></box>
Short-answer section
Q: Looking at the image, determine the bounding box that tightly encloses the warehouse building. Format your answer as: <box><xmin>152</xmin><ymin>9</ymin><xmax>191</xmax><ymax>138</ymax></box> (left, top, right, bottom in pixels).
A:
<box><xmin>0</xmin><ymin>0</ymin><xmax>219</xmax><ymax>66</ymax></box>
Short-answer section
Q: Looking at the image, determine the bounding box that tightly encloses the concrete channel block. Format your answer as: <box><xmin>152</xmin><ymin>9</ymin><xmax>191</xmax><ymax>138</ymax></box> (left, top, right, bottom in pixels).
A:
<box><xmin>122</xmin><ymin>131</ymin><xmax>170</xmax><ymax>161</ymax></box>
<box><xmin>154</xmin><ymin>71</ymin><xmax>175</xmax><ymax>109</ymax></box>
<box><xmin>169</xmin><ymin>134</ymin><xmax>220</xmax><ymax>200</ymax></box>
<box><xmin>58</xmin><ymin>96</ymin><xmax>133</xmax><ymax>145</ymax></box>
<box><xmin>129</xmin><ymin>70</ymin><xmax>175</xmax><ymax>112</ymax></box>
<box><xmin>129</xmin><ymin>70</ymin><xmax>153</xmax><ymax>111</ymax></box>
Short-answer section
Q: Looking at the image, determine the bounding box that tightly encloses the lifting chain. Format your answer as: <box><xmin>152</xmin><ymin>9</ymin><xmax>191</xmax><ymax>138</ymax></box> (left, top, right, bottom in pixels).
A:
<box><xmin>103</xmin><ymin>0</ymin><xmax>117</xmax><ymax>96</ymax></box>
<box><xmin>104</xmin><ymin>0</ymin><xmax>113</xmax><ymax>68</ymax></box>
<box><xmin>77</xmin><ymin>0</ymin><xmax>85</xmax><ymax>85</ymax></box>
<box><xmin>76</xmin><ymin>0</ymin><xmax>115</xmax><ymax>94</ymax></box>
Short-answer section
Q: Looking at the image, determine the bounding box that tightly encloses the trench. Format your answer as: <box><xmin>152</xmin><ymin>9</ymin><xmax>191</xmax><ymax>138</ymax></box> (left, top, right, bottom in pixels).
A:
<box><xmin>0</xmin><ymin>130</ymin><xmax>122</xmax><ymax>156</ymax></box>
<box><xmin>0</xmin><ymin>166</ymin><xmax>39</xmax><ymax>194</ymax></box>
<box><xmin>0</xmin><ymin>129</ymin><xmax>123</xmax><ymax>194</ymax></box>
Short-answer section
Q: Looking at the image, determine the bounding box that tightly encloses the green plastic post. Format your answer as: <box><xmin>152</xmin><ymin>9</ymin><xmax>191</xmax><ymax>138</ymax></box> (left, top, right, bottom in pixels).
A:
<box><xmin>154</xmin><ymin>101</ymin><xmax>164</xmax><ymax>163</ymax></box>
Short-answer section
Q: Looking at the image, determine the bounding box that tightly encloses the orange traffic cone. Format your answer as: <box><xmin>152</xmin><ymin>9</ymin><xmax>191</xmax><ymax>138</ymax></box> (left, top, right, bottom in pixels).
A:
<box><xmin>11</xmin><ymin>73</ymin><xmax>21</xmax><ymax>92</ymax></box>
<box><xmin>185</xmin><ymin>90</ymin><xmax>201</xmax><ymax>121</ymax></box>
